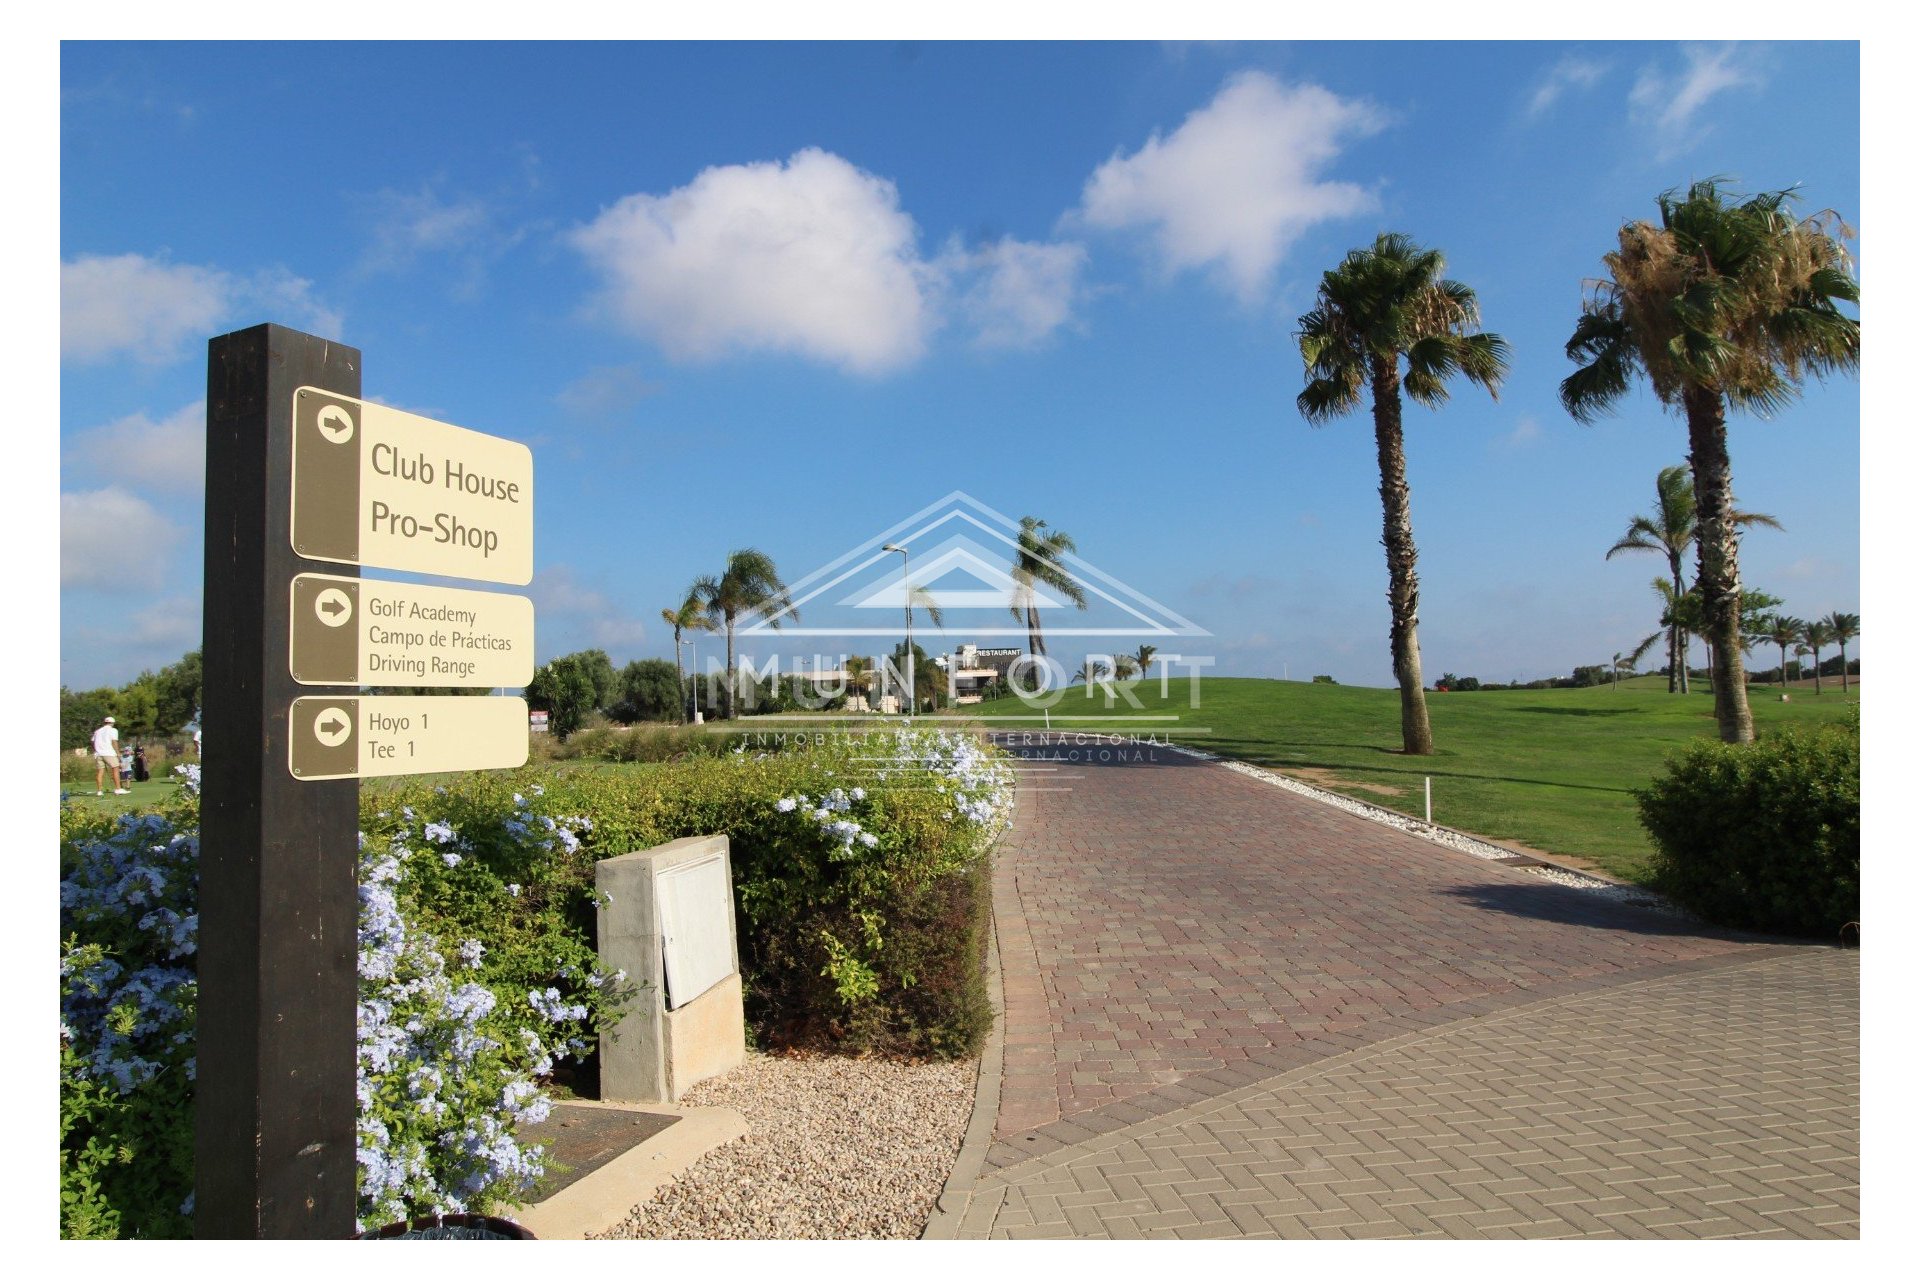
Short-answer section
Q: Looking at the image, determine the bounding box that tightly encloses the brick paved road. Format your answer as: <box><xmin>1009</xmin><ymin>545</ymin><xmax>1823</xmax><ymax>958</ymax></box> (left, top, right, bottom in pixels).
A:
<box><xmin>949</xmin><ymin>736</ymin><xmax>1858</xmax><ymax>1239</ymax></box>
<box><xmin>963</xmin><ymin>948</ymin><xmax>1857</xmax><ymax>1239</ymax></box>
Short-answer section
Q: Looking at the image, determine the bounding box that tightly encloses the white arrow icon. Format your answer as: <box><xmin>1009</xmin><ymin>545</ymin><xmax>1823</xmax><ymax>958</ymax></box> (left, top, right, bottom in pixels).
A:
<box><xmin>316</xmin><ymin>404</ymin><xmax>355</xmax><ymax>445</ymax></box>
<box><xmin>314</xmin><ymin>588</ymin><xmax>353</xmax><ymax>627</ymax></box>
<box><xmin>313</xmin><ymin>707</ymin><xmax>353</xmax><ymax>748</ymax></box>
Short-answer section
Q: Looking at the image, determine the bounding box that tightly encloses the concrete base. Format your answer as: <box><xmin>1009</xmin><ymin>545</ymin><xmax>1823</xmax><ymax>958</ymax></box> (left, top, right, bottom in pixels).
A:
<box><xmin>664</xmin><ymin>971</ymin><xmax>747</xmax><ymax>1098</ymax></box>
<box><xmin>508</xmin><ymin>1099</ymin><xmax>747</xmax><ymax>1240</ymax></box>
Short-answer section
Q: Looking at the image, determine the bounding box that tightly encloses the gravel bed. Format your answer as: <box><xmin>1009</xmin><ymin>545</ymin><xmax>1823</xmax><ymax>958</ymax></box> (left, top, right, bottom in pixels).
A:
<box><xmin>1162</xmin><ymin>741</ymin><xmax>1686</xmax><ymax>917</ymax></box>
<box><xmin>595</xmin><ymin>1050</ymin><xmax>977</xmax><ymax>1240</ymax></box>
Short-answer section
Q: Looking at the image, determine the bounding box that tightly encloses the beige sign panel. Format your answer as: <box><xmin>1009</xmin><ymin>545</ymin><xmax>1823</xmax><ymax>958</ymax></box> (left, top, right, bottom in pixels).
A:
<box><xmin>290</xmin><ymin>388</ymin><xmax>534</xmax><ymax>585</ymax></box>
<box><xmin>288</xmin><ymin>695</ymin><xmax>530</xmax><ymax>780</ymax></box>
<box><xmin>289</xmin><ymin>573</ymin><xmax>534</xmax><ymax>688</ymax></box>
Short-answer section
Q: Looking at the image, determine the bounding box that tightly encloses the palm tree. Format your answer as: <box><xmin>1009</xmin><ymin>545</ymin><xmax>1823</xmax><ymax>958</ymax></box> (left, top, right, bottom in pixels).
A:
<box><xmin>844</xmin><ymin>655</ymin><xmax>873</xmax><ymax>710</ymax></box>
<box><xmin>660</xmin><ymin>589</ymin><xmax>716</xmax><ymax>724</ymax></box>
<box><xmin>1801</xmin><ymin>618</ymin><xmax>1836</xmax><ymax>695</ymax></box>
<box><xmin>695</xmin><ymin>549</ymin><xmax>797</xmax><ymax>719</ymax></box>
<box><xmin>1606</xmin><ymin>464</ymin><xmax>1781</xmax><ymax>693</ymax></box>
<box><xmin>1008</xmin><ymin>517</ymin><xmax>1087</xmax><ymax>659</ymax></box>
<box><xmin>1297</xmin><ymin>233</ymin><xmax>1508</xmax><ymax>756</ymax></box>
<box><xmin>1133</xmin><ymin>644</ymin><xmax>1157</xmax><ymax>680</ymax></box>
<box><xmin>1612</xmin><ymin>633</ymin><xmax>1660</xmax><ymax>689</ymax></box>
<box><xmin>1112</xmin><ymin>654</ymin><xmax>1137</xmax><ymax>681</ymax></box>
<box><xmin>1763</xmin><ymin>616</ymin><xmax>1804</xmax><ymax>688</ymax></box>
<box><xmin>1562</xmin><ymin>179</ymin><xmax>1859</xmax><ymax>742</ymax></box>
<box><xmin>1070</xmin><ymin>658</ymin><xmax>1111</xmax><ymax>685</ymax></box>
<box><xmin>1823</xmin><ymin>611</ymin><xmax>1859</xmax><ymax>695</ymax></box>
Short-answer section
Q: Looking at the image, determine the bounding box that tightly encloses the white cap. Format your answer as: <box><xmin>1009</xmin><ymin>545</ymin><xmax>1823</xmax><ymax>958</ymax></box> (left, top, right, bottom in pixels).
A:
<box><xmin>103</xmin><ymin>716</ymin><xmax>115</xmax><ymax>724</ymax></box>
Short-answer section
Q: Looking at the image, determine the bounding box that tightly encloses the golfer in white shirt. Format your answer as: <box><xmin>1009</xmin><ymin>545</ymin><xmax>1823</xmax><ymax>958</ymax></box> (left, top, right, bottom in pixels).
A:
<box><xmin>92</xmin><ymin>716</ymin><xmax>128</xmax><ymax>795</ymax></box>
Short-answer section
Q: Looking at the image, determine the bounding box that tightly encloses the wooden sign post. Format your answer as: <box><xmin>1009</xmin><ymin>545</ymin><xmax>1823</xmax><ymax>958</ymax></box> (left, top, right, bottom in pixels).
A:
<box><xmin>195</xmin><ymin>324</ymin><xmax>537</xmax><ymax>1237</ymax></box>
<box><xmin>196</xmin><ymin>325</ymin><xmax>362</xmax><ymax>1237</ymax></box>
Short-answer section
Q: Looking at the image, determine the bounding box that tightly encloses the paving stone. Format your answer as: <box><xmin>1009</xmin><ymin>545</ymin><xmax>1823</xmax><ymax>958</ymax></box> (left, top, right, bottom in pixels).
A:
<box><xmin>953</xmin><ymin>738</ymin><xmax>1858</xmax><ymax>1241</ymax></box>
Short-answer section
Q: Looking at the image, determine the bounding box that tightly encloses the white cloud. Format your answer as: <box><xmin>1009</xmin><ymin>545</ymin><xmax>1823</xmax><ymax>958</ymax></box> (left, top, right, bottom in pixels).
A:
<box><xmin>362</xmin><ymin>187</ymin><xmax>493</xmax><ymax>268</ymax></box>
<box><xmin>61</xmin><ymin>254</ymin><xmax>228</xmax><ymax>365</ymax></box>
<box><xmin>530</xmin><ymin>565</ymin><xmax>650</xmax><ymax>656</ymax></box>
<box><xmin>62</xmin><ymin>253</ymin><xmax>342</xmax><ymax>365</ymax></box>
<box><xmin>354</xmin><ymin>184</ymin><xmax>528</xmax><ymax>296</ymax></box>
<box><xmin>555</xmin><ymin>366</ymin><xmax>660</xmax><ymax>419</ymax></box>
<box><xmin>68</xmin><ymin>401</ymin><xmax>206</xmax><ymax>495</ymax></box>
<box><xmin>1630</xmin><ymin>45</ymin><xmax>1765</xmax><ymax>158</ymax></box>
<box><xmin>569</xmin><ymin>148</ymin><xmax>939</xmax><ymax>375</ymax></box>
<box><xmin>1074</xmin><ymin>70</ymin><xmax>1385</xmax><ymax>301</ymax></box>
<box><xmin>61</xmin><ymin>488</ymin><xmax>180</xmax><ymax>590</ymax></box>
<box><xmin>1496</xmin><ymin>415</ymin><xmax>1545</xmax><ymax>450</ymax></box>
<box><xmin>1527</xmin><ymin>55</ymin><xmax>1608</xmax><ymax>119</ymax></box>
<box><xmin>125</xmin><ymin>595</ymin><xmax>202</xmax><ymax>649</ymax></box>
<box><xmin>947</xmin><ymin>237</ymin><xmax>1089</xmax><ymax>349</ymax></box>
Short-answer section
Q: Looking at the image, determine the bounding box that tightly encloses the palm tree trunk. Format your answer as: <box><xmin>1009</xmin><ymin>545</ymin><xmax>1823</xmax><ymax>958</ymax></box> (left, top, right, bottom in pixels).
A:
<box><xmin>1812</xmin><ymin>646</ymin><xmax>1823</xmax><ymax>695</ymax></box>
<box><xmin>1779</xmin><ymin>642</ymin><xmax>1789</xmax><ymax>690</ymax></box>
<box><xmin>1684</xmin><ymin>387</ymin><xmax>1754</xmax><ymax>744</ymax></box>
<box><xmin>1666</xmin><ymin>551</ymin><xmax>1683</xmax><ymax>693</ymax></box>
<box><xmin>1840</xmin><ymin>643</ymin><xmax>1850</xmax><ymax>694</ymax></box>
<box><xmin>1370</xmin><ymin>356</ymin><xmax>1434</xmax><ymax>756</ymax></box>
<box><xmin>1026</xmin><ymin>603</ymin><xmax>1046</xmax><ymax>658</ymax></box>
<box><xmin>724</xmin><ymin>618</ymin><xmax>737</xmax><ymax>719</ymax></box>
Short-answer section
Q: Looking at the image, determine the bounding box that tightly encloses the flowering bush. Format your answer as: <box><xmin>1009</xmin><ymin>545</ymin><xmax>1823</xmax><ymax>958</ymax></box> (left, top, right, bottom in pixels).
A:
<box><xmin>58</xmin><ymin>727</ymin><xmax>1014</xmax><ymax>1237</ymax></box>
<box><xmin>59</xmin><ymin>787</ymin><xmax>629</xmax><ymax>1238</ymax></box>
<box><xmin>764</xmin><ymin>730</ymin><xmax>1013</xmax><ymax>1015</ymax></box>
<box><xmin>59</xmin><ymin>812</ymin><xmax>198</xmax><ymax>1238</ymax></box>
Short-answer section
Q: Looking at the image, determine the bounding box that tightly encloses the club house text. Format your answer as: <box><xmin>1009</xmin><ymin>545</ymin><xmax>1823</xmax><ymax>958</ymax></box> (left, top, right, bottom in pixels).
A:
<box><xmin>369</xmin><ymin>445</ymin><xmax>523</xmax><ymax>558</ymax></box>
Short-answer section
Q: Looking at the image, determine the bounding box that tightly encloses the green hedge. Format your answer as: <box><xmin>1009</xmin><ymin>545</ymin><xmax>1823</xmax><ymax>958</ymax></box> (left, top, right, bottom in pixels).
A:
<box><xmin>1637</xmin><ymin>718</ymin><xmax>1859</xmax><ymax>936</ymax></box>
<box><xmin>371</xmin><ymin>728</ymin><xmax>1010</xmax><ymax>1057</ymax></box>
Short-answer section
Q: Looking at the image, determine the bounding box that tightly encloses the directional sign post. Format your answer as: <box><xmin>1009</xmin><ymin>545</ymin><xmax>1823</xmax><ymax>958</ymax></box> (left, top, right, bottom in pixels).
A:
<box><xmin>290</xmin><ymin>695</ymin><xmax>531</xmax><ymax>779</ymax></box>
<box><xmin>197</xmin><ymin>324</ymin><xmax>540</xmax><ymax>1239</ymax></box>
<box><xmin>290</xmin><ymin>389</ymin><xmax>534</xmax><ymax>585</ymax></box>
<box><xmin>289</xmin><ymin>573</ymin><xmax>534</xmax><ymax>688</ymax></box>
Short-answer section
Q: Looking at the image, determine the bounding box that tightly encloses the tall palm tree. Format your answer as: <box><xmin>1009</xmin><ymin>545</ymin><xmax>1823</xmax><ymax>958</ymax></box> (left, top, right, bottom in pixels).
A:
<box><xmin>1008</xmin><ymin>517</ymin><xmax>1087</xmax><ymax>659</ymax></box>
<box><xmin>1823</xmin><ymin>611</ymin><xmax>1859</xmax><ymax>695</ymax></box>
<box><xmin>1133</xmin><ymin>644</ymin><xmax>1158</xmax><ymax>680</ymax></box>
<box><xmin>1606</xmin><ymin>463</ymin><xmax>1781</xmax><ymax>693</ymax></box>
<box><xmin>1296</xmin><ymin>233</ymin><xmax>1508</xmax><ymax>755</ymax></box>
<box><xmin>1801</xmin><ymin>618</ymin><xmax>1836</xmax><ymax>695</ymax></box>
<box><xmin>1764</xmin><ymin>615</ymin><xmax>1805</xmax><ymax>689</ymax></box>
<box><xmin>1562</xmin><ymin>179</ymin><xmax>1859</xmax><ymax>742</ymax></box>
<box><xmin>660</xmin><ymin>589</ymin><xmax>716</xmax><ymax>724</ymax></box>
<box><xmin>1112</xmin><ymin>654</ymin><xmax>1138</xmax><ymax>681</ymax></box>
<box><xmin>695</xmin><ymin>549</ymin><xmax>797</xmax><ymax>719</ymax></box>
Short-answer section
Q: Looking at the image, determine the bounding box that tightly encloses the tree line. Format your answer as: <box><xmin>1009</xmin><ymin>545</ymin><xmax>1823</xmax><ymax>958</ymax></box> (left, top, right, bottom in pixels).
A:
<box><xmin>60</xmin><ymin>651</ymin><xmax>202</xmax><ymax>750</ymax></box>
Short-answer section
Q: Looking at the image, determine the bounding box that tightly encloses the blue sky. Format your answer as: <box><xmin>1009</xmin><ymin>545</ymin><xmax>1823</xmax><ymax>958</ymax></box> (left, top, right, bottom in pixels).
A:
<box><xmin>56</xmin><ymin>38</ymin><xmax>1862</xmax><ymax>692</ymax></box>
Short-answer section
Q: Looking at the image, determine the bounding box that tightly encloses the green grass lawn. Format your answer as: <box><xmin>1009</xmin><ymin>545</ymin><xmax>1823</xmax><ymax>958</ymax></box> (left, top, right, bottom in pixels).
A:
<box><xmin>61</xmin><ymin>774</ymin><xmax>190</xmax><ymax>815</ymax></box>
<box><xmin>957</xmin><ymin>676</ymin><xmax>1856</xmax><ymax>883</ymax></box>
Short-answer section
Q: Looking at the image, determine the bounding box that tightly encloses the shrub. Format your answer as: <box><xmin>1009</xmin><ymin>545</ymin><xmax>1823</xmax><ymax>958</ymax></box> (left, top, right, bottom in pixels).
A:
<box><xmin>59</xmin><ymin>781</ymin><xmax>628</xmax><ymax>1238</ymax></box>
<box><xmin>376</xmin><ymin>727</ymin><xmax>1011</xmax><ymax>1055</ymax></box>
<box><xmin>58</xmin><ymin>728</ymin><xmax>1011</xmax><ymax>1237</ymax></box>
<box><xmin>1637</xmin><ymin>717</ymin><xmax>1859</xmax><ymax>936</ymax></box>
<box><xmin>1311</xmin><ymin>674</ymin><xmax>1337</xmax><ymax>684</ymax></box>
<box><xmin>612</xmin><ymin>659</ymin><xmax>684</xmax><ymax>723</ymax></box>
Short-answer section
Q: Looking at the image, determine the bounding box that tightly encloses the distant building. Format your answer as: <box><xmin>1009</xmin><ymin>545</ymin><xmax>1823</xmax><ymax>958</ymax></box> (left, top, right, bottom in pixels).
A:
<box><xmin>935</xmin><ymin>643</ymin><xmax>1023</xmax><ymax>703</ymax></box>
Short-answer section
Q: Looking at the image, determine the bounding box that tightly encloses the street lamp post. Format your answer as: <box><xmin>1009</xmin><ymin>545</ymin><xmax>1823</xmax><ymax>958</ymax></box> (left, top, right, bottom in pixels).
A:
<box><xmin>686</xmin><ymin>633</ymin><xmax>701</xmax><ymax>724</ymax></box>
<box><xmin>883</xmin><ymin>542</ymin><xmax>911</xmax><ymax>721</ymax></box>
